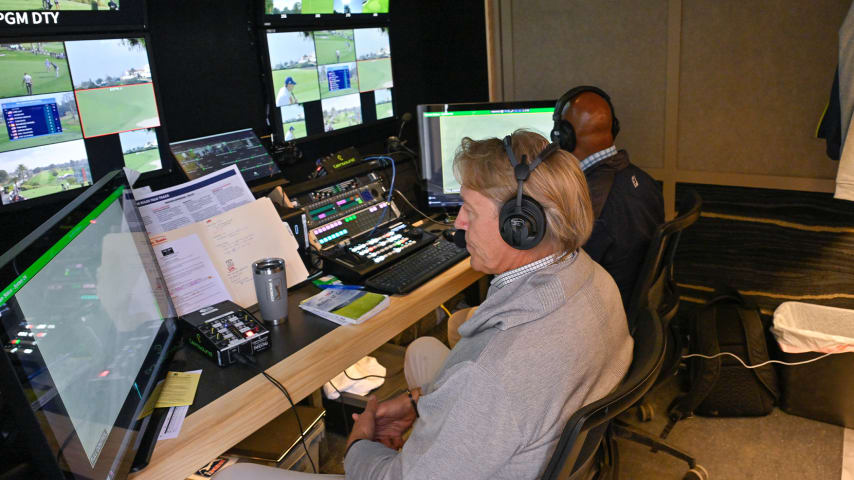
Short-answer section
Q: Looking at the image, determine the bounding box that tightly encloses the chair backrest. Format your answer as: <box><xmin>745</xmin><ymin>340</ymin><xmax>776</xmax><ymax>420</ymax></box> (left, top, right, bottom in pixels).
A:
<box><xmin>626</xmin><ymin>190</ymin><xmax>702</xmax><ymax>333</ymax></box>
<box><xmin>540</xmin><ymin>308</ymin><xmax>666</xmax><ymax>480</ymax></box>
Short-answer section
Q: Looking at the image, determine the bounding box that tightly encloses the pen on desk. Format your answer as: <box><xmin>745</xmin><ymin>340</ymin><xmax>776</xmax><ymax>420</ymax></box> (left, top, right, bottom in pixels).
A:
<box><xmin>319</xmin><ymin>284</ymin><xmax>365</xmax><ymax>291</ymax></box>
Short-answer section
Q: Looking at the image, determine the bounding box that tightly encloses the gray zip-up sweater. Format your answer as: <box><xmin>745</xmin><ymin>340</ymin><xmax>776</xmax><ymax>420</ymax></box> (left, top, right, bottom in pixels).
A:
<box><xmin>344</xmin><ymin>250</ymin><xmax>633</xmax><ymax>479</ymax></box>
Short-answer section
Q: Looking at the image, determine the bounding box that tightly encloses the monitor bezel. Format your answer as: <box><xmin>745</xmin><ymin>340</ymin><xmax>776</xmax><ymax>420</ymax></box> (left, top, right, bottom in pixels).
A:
<box><xmin>416</xmin><ymin>99</ymin><xmax>558</xmax><ymax>209</ymax></box>
<box><xmin>0</xmin><ymin>31</ymin><xmax>173</xmax><ymax>214</ymax></box>
<box><xmin>260</xmin><ymin>23</ymin><xmax>397</xmax><ymax>146</ymax></box>
<box><xmin>0</xmin><ymin>169</ymin><xmax>178</xmax><ymax>480</ymax></box>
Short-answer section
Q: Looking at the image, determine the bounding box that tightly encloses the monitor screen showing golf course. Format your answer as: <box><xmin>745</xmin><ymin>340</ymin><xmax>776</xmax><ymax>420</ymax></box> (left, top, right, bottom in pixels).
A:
<box><xmin>266</xmin><ymin>26</ymin><xmax>393</xmax><ymax>139</ymax></box>
<box><xmin>0</xmin><ymin>0</ymin><xmax>120</xmax><ymax>11</ymax></box>
<box><xmin>0</xmin><ymin>36</ymin><xmax>166</xmax><ymax>207</ymax></box>
<box><xmin>265</xmin><ymin>0</ymin><xmax>389</xmax><ymax>16</ymax></box>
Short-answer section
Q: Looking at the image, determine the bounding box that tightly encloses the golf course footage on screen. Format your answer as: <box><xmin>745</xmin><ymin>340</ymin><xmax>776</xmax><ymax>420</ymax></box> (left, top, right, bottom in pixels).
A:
<box><xmin>0</xmin><ymin>36</ymin><xmax>166</xmax><ymax>207</ymax></box>
<box><xmin>65</xmin><ymin>38</ymin><xmax>160</xmax><ymax>138</ymax></box>
<box><xmin>0</xmin><ymin>0</ymin><xmax>119</xmax><ymax>10</ymax></box>
<box><xmin>355</xmin><ymin>28</ymin><xmax>392</xmax><ymax>92</ymax></box>
<box><xmin>265</xmin><ymin>0</ymin><xmax>388</xmax><ymax>14</ymax></box>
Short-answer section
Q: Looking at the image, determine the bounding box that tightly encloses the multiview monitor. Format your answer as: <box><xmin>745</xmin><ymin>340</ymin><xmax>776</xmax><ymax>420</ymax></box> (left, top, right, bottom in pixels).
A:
<box><xmin>265</xmin><ymin>26</ymin><xmax>394</xmax><ymax>142</ymax></box>
<box><xmin>169</xmin><ymin>128</ymin><xmax>281</xmax><ymax>183</ymax></box>
<box><xmin>0</xmin><ymin>168</ymin><xmax>177</xmax><ymax>480</ymax></box>
<box><xmin>262</xmin><ymin>0</ymin><xmax>389</xmax><ymax>27</ymax></box>
<box><xmin>0</xmin><ymin>34</ymin><xmax>170</xmax><ymax>210</ymax></box>
<box><xmin>417</xmin><ymin>100</ymin><xmax>556</xmax><ymax>208</ymax></box>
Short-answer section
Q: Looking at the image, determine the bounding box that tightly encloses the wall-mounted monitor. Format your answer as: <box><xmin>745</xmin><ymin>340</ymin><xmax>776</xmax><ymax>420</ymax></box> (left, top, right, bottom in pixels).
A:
<box><xmin>0</xmin><ymin>0</ymin><xmax>147</xmax><ymax>35</ymax></box>
<box><xmin>417</xmin><ymin>100</ymin><xmax>556</xmax><ymax>208</ymax></box>
<box><xmin>261</xmin><ymin>0</ymin><xmax>389</xmax><ymax>28</ymax></box>
<box><xmin>264</xmin><ymin>26</ymin><xmax>394</xmax><ymax>143</ymax></box>
<box><xmin>0</xmin><ymin>34</ymin><xmax>170</xmax><ymax>210</ymax></box>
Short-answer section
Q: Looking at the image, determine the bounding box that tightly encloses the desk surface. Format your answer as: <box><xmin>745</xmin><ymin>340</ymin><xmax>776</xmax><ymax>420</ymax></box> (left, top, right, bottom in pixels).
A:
<box><xmin>129</xmin><ymin>258</ymin><xmax>482</xmax><ymax>480</ymax></box>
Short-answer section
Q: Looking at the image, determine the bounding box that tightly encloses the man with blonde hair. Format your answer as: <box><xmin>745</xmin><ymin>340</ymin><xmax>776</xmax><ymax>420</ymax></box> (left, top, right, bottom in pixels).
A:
<box><xmin>215</xmin><ymin>130</ymin><xmax>632</xmax><ymax>480</ymax></box>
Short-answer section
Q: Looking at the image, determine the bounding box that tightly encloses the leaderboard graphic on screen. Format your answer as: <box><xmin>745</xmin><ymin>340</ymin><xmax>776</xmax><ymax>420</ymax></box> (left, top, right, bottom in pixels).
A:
<box><xmin>0</xmin><ymin>0</ymin><xmax>120</xmax><ymax>10</ymax></box>
<box><xmin>266</xmin><ymin>0</ymin><xmax>389</xmax><ymax>15</ymax></box>
<box><xmin>267</xmin><ymin>27</ymin><xmax>393</xmax><ymax>139</ymax></box>
<box><xmin>0</xmin><ymin>38</ymin><xmax>163</xmax><ymax>206</ymax></box>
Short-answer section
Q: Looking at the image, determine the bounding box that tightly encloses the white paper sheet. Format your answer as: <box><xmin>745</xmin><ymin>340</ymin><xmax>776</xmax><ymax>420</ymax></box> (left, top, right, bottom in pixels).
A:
<box><xmin>157</xmin><ymin>370</ymin><xmax>202</xmax><ymax>441</ymax></box>
<box><xmin>151</xmin><ymin>234</ymin><xmax>231</xmax><ymax>316</ymax></box>
<box><xmin>135</xmin><ymin>165</ymin><xmax>254</xmax><ymax>234</ymax></box>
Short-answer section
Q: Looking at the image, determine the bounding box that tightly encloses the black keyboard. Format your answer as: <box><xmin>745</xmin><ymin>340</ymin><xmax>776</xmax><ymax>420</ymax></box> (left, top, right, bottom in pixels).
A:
<box><xmin>365</xmin><ymin>238</ymin><xmax>469</xmax><ymax>294</ymax></box>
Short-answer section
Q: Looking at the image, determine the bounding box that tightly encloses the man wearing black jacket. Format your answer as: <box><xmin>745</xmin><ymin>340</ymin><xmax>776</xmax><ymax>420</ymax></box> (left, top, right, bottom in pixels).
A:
<box><xmin>554</xmin><ymin>86</ymin><xmax>664</xmax><ymax>311</ymax></box>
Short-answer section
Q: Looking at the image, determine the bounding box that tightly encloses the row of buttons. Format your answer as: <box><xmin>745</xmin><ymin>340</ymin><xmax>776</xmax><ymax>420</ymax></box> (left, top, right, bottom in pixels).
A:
<box><xmin>319</xmin><ymin>228</ymin><xmax>349</xmax><ymax>245</ymax></box>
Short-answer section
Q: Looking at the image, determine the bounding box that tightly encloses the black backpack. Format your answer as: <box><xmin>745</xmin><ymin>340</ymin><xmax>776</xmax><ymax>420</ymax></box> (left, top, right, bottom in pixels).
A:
<box><xmin>662</xmin><ymin>288</ymin><xmax>780</xmax><ymax>438</ymax></box>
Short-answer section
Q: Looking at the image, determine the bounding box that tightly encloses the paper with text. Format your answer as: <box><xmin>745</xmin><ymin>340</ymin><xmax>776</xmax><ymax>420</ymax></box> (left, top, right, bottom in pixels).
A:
<box><xmin>151</xmin><ymin>234</ymin><xmax>231</xmax><ymax>316</ymax></box>
<box><xmin>135</xmin><ymin>165</ymin><xmax>254</xmax><ymax>235</ymax></box>
<box><xmin>149</xmin><ymin>197</ymin><xmax>309</xmax><ymax>308</ymax></box>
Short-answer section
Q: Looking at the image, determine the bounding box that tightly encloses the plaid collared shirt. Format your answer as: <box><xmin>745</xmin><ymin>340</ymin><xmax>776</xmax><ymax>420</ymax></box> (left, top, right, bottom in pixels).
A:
<box><xmin>579</xmin><ymin>146</ymin><xmax>617</xmax><ymax>172</ymax></box>
<box><xmin>490</xmin><ymin>250</ymin><xmax>578</xmax><ymax>290</ymax></box>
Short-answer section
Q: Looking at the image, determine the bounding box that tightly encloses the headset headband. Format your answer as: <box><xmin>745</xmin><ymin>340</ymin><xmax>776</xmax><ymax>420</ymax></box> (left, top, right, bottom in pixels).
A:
<box><xmin>552</xmin><ymin>85</ymin><xmax>615</xmax><ymax>123</ymax></box>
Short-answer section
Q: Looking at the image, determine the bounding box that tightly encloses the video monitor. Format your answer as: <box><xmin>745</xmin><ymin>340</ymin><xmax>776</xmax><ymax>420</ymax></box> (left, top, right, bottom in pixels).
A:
<box><xmin>265</xmin><ymin>26</ymin><xmax>394</xmax><ymax>141</ymax></box>
<box><xmin>417</xmin><ymin>100</ymin><xmax>556</xmax><ymax>208</ymax></box>
<box><xmin>0</xmin><ymin>35</ymin><xmax>169</xmax><ymax>209</ymax></box>
<box><xmin>262</xmin><ymin>0</ymin><xmax>389</xmax><ymax>26</ymax></box>
<box><xmin>0</xmin><ymin>168</ymin><xmax>177</xmax><ymax>480</ymax></box>
<box><xmin>170</xmin><ymin>128</ymin><xmax>281</xmax><ymax>183</ymax></box>
<box><xmin>0</xmin><ymin>0</ymin><xmax>146</xmax><ymax>34</ymax></box>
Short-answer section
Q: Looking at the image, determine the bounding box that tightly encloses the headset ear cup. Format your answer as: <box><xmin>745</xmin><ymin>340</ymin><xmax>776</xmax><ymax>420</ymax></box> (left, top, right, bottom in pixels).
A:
<box><xmin>498</xmin><ymin>196</ymin><xmax>547</xmax><ymax>250</ymax></box>
<box><xmin>561</xmin><ymin>120</ymin><xmax>576</xmax><ymax>152</ymax></box>
<box><xmin>612</xmin><ymin>116</ymin><xmax>620</xmax><ymax>139</ymax></box>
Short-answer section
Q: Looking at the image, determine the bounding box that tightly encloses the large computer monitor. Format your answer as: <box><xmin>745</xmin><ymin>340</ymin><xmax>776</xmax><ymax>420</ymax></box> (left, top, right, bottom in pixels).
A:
<box><xmin>416</xmin><ymin>100</ymin><xmax>556</xmax><ymax>208</ymax></box>
<box><xmin>0</xmin><ymin>34</ymin><xmax>170</xmax><ymax>210</ymax></box>
<box><xmin>263</xmin><ymin>26</ymin><xmax>395</xmax><ymax>142</ymax></box>
<box><xmin>169</xmin><ymin>128</ymin><xmax>281</xmax><ymax>182</ymax></box>
<box><xmin>0</xmin><ymin>169</ymin><xmax>178</xmax><ymax>479</ymax></box>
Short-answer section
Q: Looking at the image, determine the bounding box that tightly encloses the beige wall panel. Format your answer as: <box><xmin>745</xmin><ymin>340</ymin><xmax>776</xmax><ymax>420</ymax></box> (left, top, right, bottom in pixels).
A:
<box><xmin>679</xmin><ymin>1</ymin><xmax>847</xmax><ymax>178</ymax></box>
<box><xmin>506</xmin><ymin>0</ymin><xmax>668</xmax><ymax>169</ymax></box>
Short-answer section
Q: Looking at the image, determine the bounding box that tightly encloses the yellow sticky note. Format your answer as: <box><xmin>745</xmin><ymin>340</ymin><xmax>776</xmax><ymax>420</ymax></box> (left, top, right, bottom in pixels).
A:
<box><xmin>154</xmin><ymin>371</ymin><xmax>201</xmax><ymax>409</ymax></box>
<box><xmin>137</xmin><ymin>381</ymin><xmax>164</xmax><ymax>420</ymax></box>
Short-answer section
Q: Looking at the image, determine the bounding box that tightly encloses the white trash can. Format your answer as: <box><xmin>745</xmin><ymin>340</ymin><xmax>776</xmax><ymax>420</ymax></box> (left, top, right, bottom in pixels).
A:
<box><xmin>771</xmin><ymin>302</ymin><xmax>854</xmax><ymax>428</ymax></box>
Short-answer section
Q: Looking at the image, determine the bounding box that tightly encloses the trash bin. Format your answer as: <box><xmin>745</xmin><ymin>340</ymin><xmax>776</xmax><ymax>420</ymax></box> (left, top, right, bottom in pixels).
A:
<box><xmin>771</xmin><ymin>302</ymin><xmax>854</xmax><ymax>428</ymax></box>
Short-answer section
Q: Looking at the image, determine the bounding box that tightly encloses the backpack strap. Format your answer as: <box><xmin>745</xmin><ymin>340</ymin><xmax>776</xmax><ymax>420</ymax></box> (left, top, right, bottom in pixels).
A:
<box><xmin>736</xmin><ymin>303</ymin><xmax>780</xmax><ymax>401</ymax></box>
<box><xmin>662</xmin><ymin>298</ymin><xmax>722</xmax><ymax>437</ymax></box>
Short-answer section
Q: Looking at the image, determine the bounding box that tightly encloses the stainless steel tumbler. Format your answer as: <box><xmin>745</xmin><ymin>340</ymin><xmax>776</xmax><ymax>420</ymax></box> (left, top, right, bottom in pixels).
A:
<box><xmin>252</xmin><ymin>258</ymin><xmax>287</xmax><ymax>325</ymax></box>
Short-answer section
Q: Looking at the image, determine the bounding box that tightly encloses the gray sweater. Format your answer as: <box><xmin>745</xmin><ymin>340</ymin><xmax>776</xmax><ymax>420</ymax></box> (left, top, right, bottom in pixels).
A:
<box><xmin>344</xmin><ymin>250</ymin><xmax>633</xmax><ymax>479</ymax></box>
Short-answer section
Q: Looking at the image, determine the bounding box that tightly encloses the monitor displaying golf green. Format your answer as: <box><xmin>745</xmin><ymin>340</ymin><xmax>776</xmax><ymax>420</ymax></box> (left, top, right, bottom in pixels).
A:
<box><xmin>265</xmin><ymin>26</ymin><xmax>393</xmax><ymax>141</ymax></box>
<box><xmin>264</xmin><ymin>0</ymin><xmax>389</xmax><ymax>16</ymax></box>
<box><xmin>0</xmin><ymin>35</ymin><xmax>168</xmax><ymax>208</ymax></box>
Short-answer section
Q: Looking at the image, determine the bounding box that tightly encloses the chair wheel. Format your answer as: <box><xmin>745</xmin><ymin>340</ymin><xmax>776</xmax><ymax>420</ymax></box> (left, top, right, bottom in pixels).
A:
<box><xmin>683</xmin><ymin>464</ymin><xmax>709</xmax><ymax>480</ymax></box>
<box><xmin>637</xmin><ymin>403</ymin><xmax>655</xmax><ymax>422</ymax></box>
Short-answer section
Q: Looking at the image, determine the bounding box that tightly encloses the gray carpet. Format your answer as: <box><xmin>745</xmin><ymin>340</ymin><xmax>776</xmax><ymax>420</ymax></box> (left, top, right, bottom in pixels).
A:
<box><xmin>617</xmin><ymin>375</ymin><xmax>845</xmax><ymax>479</ymax></box>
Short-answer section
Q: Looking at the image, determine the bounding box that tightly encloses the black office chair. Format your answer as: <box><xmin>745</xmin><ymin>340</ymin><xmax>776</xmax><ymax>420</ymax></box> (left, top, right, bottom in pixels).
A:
<box><xmin>625</xmin><ymin>189</ymin><xmax>702</xmax><ymax>417</ymax></box>
<box><xmin>605</xmin><ymin>190</ymin><xmax>707</xmax><ymax>480</ymax></box>
<box><xmin>626</xmin><ymin>189</ymin><xmax>703</xmax><ymax>334</ymax></box>
<box><xmin>540</xmin><ymin>308</ymin><xmax>666</xmax><ymax>480</ymax></box>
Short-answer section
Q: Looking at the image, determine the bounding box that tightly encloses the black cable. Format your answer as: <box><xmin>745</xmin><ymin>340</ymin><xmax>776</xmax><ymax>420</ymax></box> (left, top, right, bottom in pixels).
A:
<box><xmin>393</xmin><ymin>190</ymin><xmax>454</xmax><ymax>226</ymax></box>
<box><xmin>233</xmin><ymin>352</ymin><xmax>317</xmax><ymax>474</ymax></box>
<box><xmin>327</xmin><ymin>379</ymin><xmax>352</xmax><ymax>435</ymax></box>
<box><xmin>343</xmin><ymin>371</ymin><xmax>387</xmax><ymax>381</ymax></box>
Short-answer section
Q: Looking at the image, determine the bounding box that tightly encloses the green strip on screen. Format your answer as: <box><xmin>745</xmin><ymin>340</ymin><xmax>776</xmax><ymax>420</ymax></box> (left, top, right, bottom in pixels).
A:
<box><xmin>423</xmin><ymin>108</ymin><xmax>553</xmax><ymax>117</ymax></box>
<box><xmin>0</xmin><ymin>186</ymin><xmax>125</xmax><ymax>306</ymax></box>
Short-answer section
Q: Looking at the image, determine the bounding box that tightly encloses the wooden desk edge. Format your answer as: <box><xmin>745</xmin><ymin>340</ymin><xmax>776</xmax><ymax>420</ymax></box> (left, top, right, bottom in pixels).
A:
<box><xmin>130</xmin><ymin>259</ymin><xmax>482</xmax><ymax>480</ymax></box>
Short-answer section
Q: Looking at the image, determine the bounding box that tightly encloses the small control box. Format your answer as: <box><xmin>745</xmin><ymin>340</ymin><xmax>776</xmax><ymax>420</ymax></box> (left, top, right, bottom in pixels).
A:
<box><xmin>180</xmin><ymin>300</ymin><xmax>271</xmax><ymax>367</ymax></box>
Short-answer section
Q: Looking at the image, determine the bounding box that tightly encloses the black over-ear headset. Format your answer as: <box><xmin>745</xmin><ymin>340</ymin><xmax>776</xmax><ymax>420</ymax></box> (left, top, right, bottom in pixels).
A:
<box><xmin>550</xmin><ymin>85</ymin><xmax>620</xmax><ymax>152</ymax></box>
<box><xmin>499</xmin><ymin>135</ymin><xmax>560</xmax><ymax>250</ymax></box>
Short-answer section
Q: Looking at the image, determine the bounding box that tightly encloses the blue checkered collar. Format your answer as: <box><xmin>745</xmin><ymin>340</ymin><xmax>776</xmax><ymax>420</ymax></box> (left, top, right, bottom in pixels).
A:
<box><xmin>490</xmin><ymin>250</ymin><xmax>578</xmax><ymax>290</ymax></box>
<box><xmin>579</xmin><ymin>146</ymin><xmax>617</xmax><ymax>172</ymax></box>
